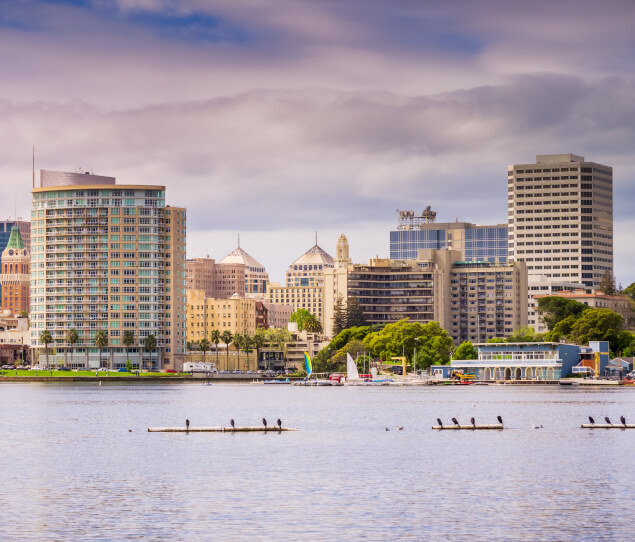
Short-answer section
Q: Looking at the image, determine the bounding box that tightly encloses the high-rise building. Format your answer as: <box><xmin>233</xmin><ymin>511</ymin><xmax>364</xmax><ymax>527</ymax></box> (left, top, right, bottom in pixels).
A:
<box><xmin>390</xmin><ymin>208</ymin><xmax>508</xmax><ymax>263</ymax></box>
<box><xmin>30</xmin><ymin>170</ymin><xmax>186</xmax><ymax>369</ymax></box>
<box><xmin>0</xmin><ymin>226</ymin><xmax>30</xmax><ymax>315</ymax></box>
<box><xmin>219</xmin><ymin>239</ymin><xmax>269</xmax><ymax>295</ymax></box>
<box><xmin>507</xmin><ymin>154</ymin><xmax>613</xmax><ymax>289</ymax></box>
<box><xmin>186</xmin><ymin>257</ymin><xmax>246</xmax><ymax>298</ymax></box>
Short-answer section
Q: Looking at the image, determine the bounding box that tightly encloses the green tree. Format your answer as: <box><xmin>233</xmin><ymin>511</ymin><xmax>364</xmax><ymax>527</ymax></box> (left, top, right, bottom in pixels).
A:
<box><xmin>506</xmin><ymin>326</ymin><xmax>544</xmax><ymax>343</ymax></box>
<box><xmin>290</xmin><ymin>309</ymin><xmax>313</xmax><ymax>330</ymax></box>
<box><xmin>536</xmin><ymin>297</ymin><xmax>591</xmax><ymax>330</ymax></box>
<box><xmin>40</xmin><ymin>329</ymin><xmax>52</xmax><ymax>369</ymax></box>
<box><xmin>568</xmin><ymin>308</ymin><xmax>624</xmax><ymax>352</ymax></box>
<box><xmin>623</xmin><ymin>282</ymin><xmax>635</xmax><ymax>301</ymax></box>
<box><xmin>95</xmin><ymin>330</ymin><xmax>108</xmax><ymax>370</ymax></box>
<box><xmin>210</xmin><ymin>330</ymin><xmax>221</xmax><ymax>367</ymax></box>
<box><xmin>599</xmin><ymin>270</ymin><xmax>617</xmax><ymax>296</ymax></box>
<box><xmin>232</xmin><ymin>333</ymin><xmax>244</xmax><ymax>370</ymax></box>
<box><xmin>220</xmin><ymin>330</ymin><xmax>232</xmax><ymax>371</ymax></box>
<box><xmin>345</xmin><ymin>297</ymin><xmax>366</xmax><ymax>329</ymax></box>
<box><xmin>328</xmin><ymin>326</ymin><xmax>373</xmax><ymax>352</ymax></box>
<box><xmin>332</xmin><ymin>294</ymin><xmax>347</xmax><ymax>336</ymax></box>
<box><xmin>303</xmin><ymin>315</ymin><xmax>323</xmax><ymax>333</ymax></box>
<box><xmin>66</xmin><ymin>328</ymin><xmax>79</xmax><ymax>369</ymax></box>
<box><xmin>252</xmin><ymin>327</ymin><xmax>266</xmax><ymax>367</ymax></box>
<box><xmin>545</xmin><ymin>315</ymin><xmax>577</xmax><ymax>342</ymax></box>
<box><xmin>123</xmin><ymin>330</ymin><xmax>135</xmax><ymax>368</ymax></box>
<box><xmin>126</xmin><ymin>359</ymin><xmax>133</xmax><ymax>372</ymax></box>
<box><xmin>241</xmin><ymin>334</ymin><xmax>253</xmax><ymax>371</ymax></box>
<box><xmin>487</xmin><ymin>337</ymin><xmax>506</xmax><ymax>343</ymax></box>
<box><xmin>453</xmin><ymin>341</ymin><xmax>477</xmax><ymax>360</ymax></box>
<box><xmin>199</xmin><ymin>338</ymin><xmax>210</xmax><ymax>364</ymax></box>
<box><xmin>144</xmin><ymin>334</ymin><xmax>157</xmax><ymax>372</ymax></box>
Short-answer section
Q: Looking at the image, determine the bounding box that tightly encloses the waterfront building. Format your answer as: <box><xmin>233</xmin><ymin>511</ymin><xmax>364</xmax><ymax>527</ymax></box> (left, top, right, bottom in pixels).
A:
<box><xmin>450</xmin><ymin>341</ymin><xmax>609</xmax><ymax>381</ymax></box>
<box><xmin>219</xmin><ymin>238</ymin><xmax>269</xmax><ymax>295</ymax></box>
<box><xmin>267</xmin><ymin>239</ymin><xmax>334</xmax><ymax>325</ymax></box>
<box><xmin>507</xmin><ymin>154</ymin><xmax>613</xmax><ymax>289</ymax></box>
<box><xmin>390</xmin><ymin>208</ymin><xmax>507</xmax><ymax>263</ymax></box>
<box><xmin>0</xmin><ymin>227</ymin><xmax>30</xmax><ymax>315</ymax></box>
<box><xmin>30</xmin><ymin>170</ymin><xmax>186</xmax><ymax>370</ymax></box>
<box><xmin>0</xmin><ymin>315</ymin><xmax>30</xmax><ymax>364</ymax></box>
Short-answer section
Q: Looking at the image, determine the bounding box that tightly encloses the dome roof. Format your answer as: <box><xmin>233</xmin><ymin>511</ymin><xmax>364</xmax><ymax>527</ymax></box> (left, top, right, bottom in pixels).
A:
<box><xmin>292</xmin><ymin>244</ymin><xmax>334</xmax><ymax>266</ymax></box>
<box><xmin>219</xmin><ymin>246</ymin><xmax>265</xmax><ymax>271</ymax></box>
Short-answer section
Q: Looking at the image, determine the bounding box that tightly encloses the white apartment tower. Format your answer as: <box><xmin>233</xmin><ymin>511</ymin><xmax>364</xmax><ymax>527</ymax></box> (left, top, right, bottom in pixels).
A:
<box><xmin>30</xmin><ymin>170</ymin><xmax>187</xmax><ymax>370</ymax></box>
<box><xmin>507</xmin><ymin>154</ymin><xmax>613</xmax><ymax>290</ymax></box>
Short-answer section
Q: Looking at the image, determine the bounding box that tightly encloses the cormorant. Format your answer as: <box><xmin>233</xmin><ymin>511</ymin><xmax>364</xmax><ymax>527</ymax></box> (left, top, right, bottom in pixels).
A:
<box><xmin>497</xmin><ymin>416</ymin><xmax>503</xmax><ymax>425</ymax></box>
<box><xmin>230</xmin><ymin>419</ymin><xmax>235</xmax><ymax>429</ymax></box>
<box><xmin>185</xmin><ymin>419</ymin><xmax>190</xmax><ymax>430</ymax></box>
<box><xmin>605</xmin><ymin>416</ymin><xmax>612</xmax><ymax>425</ymax></box>
<box><xmin>396</xmin><ymin>426</ymin><xmax>404</xmax><ymax>430</ymax></box>
<box><xmin>452</xmin><ymin>417</ymin><xmax>459</xmax><ymax>426</ymax></box>
<box><xmin>277</xmin><ymin>418</ymin><xmax>282</xmax><ymax>429</ymax></box>
<box><xmin>620</xmin><ymin>415</ymin><xmax>626</xmax><ymax>426</ymax></box>
<box><xmin>262</xmin><ymin>417</ymin><xmax>267</xmax><ymax>428</ymax></box>
<box><xmin>588</xmin><ymin>416</ymin><xmax>595</xmax><ymax>425</ymax></box>
<box><xmin>385</xmin><ymin>427</ymin><xmax>390</xmax><ymax>431</ymax></box>
<box><xmin>437</xmin><ymin>418</ymin><xmax>443</xmax><ymax>427</ymax></box>
<box><xmin>470</xmin><ymin>417</ymin><xmax>475</xmax><ymax>428</ymax></box>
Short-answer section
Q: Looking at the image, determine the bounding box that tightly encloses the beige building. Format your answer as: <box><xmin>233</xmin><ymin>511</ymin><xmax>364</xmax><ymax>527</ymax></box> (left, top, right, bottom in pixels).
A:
<box><xmin>186</xmin><ymin>257</ymin><xmax>246</xmax><ymax>298</ymax></box>
<box><xmin>30</xmin><ymin>170</ymin><xmax>186</xmax><ymax>370</ymax></box>
<box><xmin>508</xmin><ymin>154</ymin><xmax>613</xmax><ymax>290</ymax></box>
<box><xmin>219</xmin><ymin>239</ymin><xmax>269</xmax><ymax>295</ymax></box>
<box><xmin>267</xmin><ymin>240</ymin><xmax>334</xmax><ymax>325</ymax></box>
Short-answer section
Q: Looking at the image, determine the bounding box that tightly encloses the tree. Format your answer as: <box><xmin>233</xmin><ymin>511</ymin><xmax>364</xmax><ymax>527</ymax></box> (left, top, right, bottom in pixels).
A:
<box><xmin>40</xmin><ymin>329</ymin><xmax>52</xmax><ymax>369</ymax></box>
<box><xmin>333</xmin><ymin>294</ymin><xmax>346</xmax><ymax>336</ymax></box>
<box><xmin>453</xmin><ymin>341</ymin><xmax>477</xmax><ymax>360</ymax></box>
<box><xmin>210</xmin><ymin>330</ymin><xmax>221</xmax><ymax>366</ymax></box>
<box><xmin>545</xmin><ymin>315</ymin><xmax>577</xmax><ymax>342</ymax></box>
<box><xmin>144</xmin><ymin>334</ymin><xmax>157</xmax><ymax>372</ymax></box>
<box><xmin>199</xmin><ymin>338</ymin><xmax>210</xmax><ymax>364</ymax></box>
<box><xmin>290</xmin><ymin>309</ymin><xmax>313</xmax><ymax>331</ymax></box>
<box><xmin>252</xmin><ymin>328</ymin><xmax>266</xmax><ymax>368</ymax></box>
<box><xmin>221</xmin><ymin>330</ymin><xmax>233</xmax><ymax>371</ymax></box>
<box><xmin>568</xmin><ymin>308</ymin><xmax>624</xmax><ymax>352</ymax></box>
<box><xmin>506</xmin><ymin>326</ymin><xmax>544</xmax><ymax>343</ymax></box>
<box><xmin>241</xmin><ymin>334</ymin><xmax>253</xmax><ymax>371</ymax></box>
<box><xmin>623</xmin><ymin>282</ymin><xmax>635</xmax><ymax>301</ymax></box>
<box><xmin>66</xmin><ymin>328</ymin><xmax>79</xmax><ymax>369</ymax></box>
<box><xmin>232</xmin><ymin>333</ymin><xmax>244</xmax><ymax>370</ymax></box>
<box><xmin>95</xmin><ymin>330</ymin><xmax>108</xmax><ymax>370</ymax></box>
<box><xmin>536</xmin><ymin>297</ymin><xmax>590</xmax><ymax>330</ymax></box>
<box><xmin>123</xmin><ymin>330</ymin><xmax>135</xmax><ymax>368</ymax></box>
<box><xmin>303</xmin><ymin>315</ymin><xmax>323</xmax><ymax>333</ymax></box>
<box><xmin>328</xmin><ymin>326</ymin><xmax>373</xmax><ymax>352</ymax></box>
<box><xmin>599</xmin><ymin>270</ymin><xmax>617</xmax><ymax>296</ymax></box>
<box><xmin>345</xmin><ymin>297</ymin><xmax>366</xmax><ymax>329</ymax></box>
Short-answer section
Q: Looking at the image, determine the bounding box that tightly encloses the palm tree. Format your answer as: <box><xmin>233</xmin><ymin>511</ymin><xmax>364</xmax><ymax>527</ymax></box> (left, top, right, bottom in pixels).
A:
<box><xmin>252</xmin><ymin>328</ymin><xmax>266</xmax><ymax>371</ymax></box>
<box><xmin>303</xmin><ymin>315</ymin><xmax>323</xmax><ymax>333</ymax></box>
<box><xmin>144</xmin><ymin>334</ymin><xmax>157</xmax><ymax>372</ymax></box>
<box><xmin>40</xmin><ymin>329</ymin><xmax>52</xmax><ymax>369</ymax></box>
<box><xmin>210</xmin><ymin>330</ymin><xmax>221</xmax><ymax>367</ymax></box>
<box><xmin>232</xmin><ymin>333</ymin><xmax>244</xmax><ymax>371</ymax></box>
<box><xmin>66</xmin><ymin>328</ymin><xmax>79</xmax><ymax>369</ymax></box>
<box><xmin>95</xmin><ymin>330</ymin><xmax>108</xmax><ymax>370</ymax></box>
<box><xmin>241</xmin><ymin>334</ymin><xmax>253</xmax><ymax>372</ymax></box>
<box><xmin>221</xmin><ymin>330</ymin><xmax>232</xmax><ymax>371</ymax></box>
<box><xmin>123</xmin><ymin>330</ymin><xmax>135</xmax><ymax>369</ymax></box>
<box><xmin>199</xmin><ymin>338</ymin><xmax>210</xmax><ymax>365</ymax></box>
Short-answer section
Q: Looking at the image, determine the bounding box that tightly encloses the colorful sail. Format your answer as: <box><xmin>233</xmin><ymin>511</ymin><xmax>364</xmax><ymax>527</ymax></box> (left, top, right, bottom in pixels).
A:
<box><xmin>304</xmin><ymin>352</ymin><xmax>312</xmax><ymax>376</ymax></box>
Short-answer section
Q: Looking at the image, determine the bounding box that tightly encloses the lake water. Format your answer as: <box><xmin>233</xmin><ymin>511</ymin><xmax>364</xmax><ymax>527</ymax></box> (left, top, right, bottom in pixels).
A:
<box><xmin>0</xmin><ymin>382</ymin><xmax>634</xmax><ymax>541</ymax></box>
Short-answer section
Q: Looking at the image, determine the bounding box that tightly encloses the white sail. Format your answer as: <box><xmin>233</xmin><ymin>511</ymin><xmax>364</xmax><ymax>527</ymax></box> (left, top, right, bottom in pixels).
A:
<box><xmin>347</xmin><ymin>353</ymin><xmax>360</xmax><ymax>380</ymax></box>
<box><xmin>371</xmin><ymin>367</ymin><xmax>378</xmax><ymax>379</ymax></box>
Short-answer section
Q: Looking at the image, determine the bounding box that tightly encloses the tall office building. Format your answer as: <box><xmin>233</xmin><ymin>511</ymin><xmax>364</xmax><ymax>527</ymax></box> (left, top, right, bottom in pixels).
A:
<box><xmin>30</xmin><ymin>170</ymin><xmax>186</xmax><ymax>369</ymax></box>
<box><xmin>390</xmin><ymin>208</ymin><xmax>508</xmax><ymax>263</ymax></box>
<box><xmin>507</xmin><ymin>154</ymin><xmax>613</xmax><ymax>289</ymax></box>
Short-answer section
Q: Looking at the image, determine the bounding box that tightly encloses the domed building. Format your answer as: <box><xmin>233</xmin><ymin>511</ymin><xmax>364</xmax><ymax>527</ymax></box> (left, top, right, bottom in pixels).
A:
<box><xmin>219</xmin><ymin>237</ymin><xmax>269</xmax><ymax>295</ymax></box>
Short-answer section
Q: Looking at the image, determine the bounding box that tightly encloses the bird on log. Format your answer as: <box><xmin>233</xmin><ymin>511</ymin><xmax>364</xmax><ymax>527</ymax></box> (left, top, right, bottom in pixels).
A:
<box><xmin>621</xmin><ymin>416</ymin><xmax>626</xmax><ymax>426</ymax></box>
<box><xmin>452</xmin><ymin>417</ymin><xmax>459</xmax><ymax>426</ymax></box>
<box><xmin>262</xmin><ymin>418</ymin><xmax>268</xmax><ymax>429</ymax></box>
<box><xmin>277</xmin><ymin>419</ymin><xmax>282</xmax><ymax>429</ymax></box>
<box><xmin>497</xmin><ymin>416</ymin><xmax>503</xmax><ymax>425</ymax></box>
<box><xmin>230</xmin><ymin>419</ymin><xmax>235</xmax><ymax>429</ymax></box>
<box><xmin>186</xmin><ymin>419</ymin><xmax>190</xmax><ymax>431</ymax></box>
<box><xmin>605</xmin><ymin>417</ymin><xmax>612</xmax><ymax>425</ymax></box>
<box><xmin>588</xmin><ymin>416</ymin><xmax>595</xmax><ymax>425</ymax></box>
<box><xmin>437</xmin><ymin>418</ymin><xmax>443</xmax><ymax>427</ymax></box>
<box><xmin>470</xmin><ymin>417</ymin><xmax>475</xmax><ymax>428</ymax></box>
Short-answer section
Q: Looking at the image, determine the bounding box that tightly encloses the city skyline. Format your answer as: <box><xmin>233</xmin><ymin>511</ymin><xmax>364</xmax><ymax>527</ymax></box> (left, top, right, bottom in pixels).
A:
<box><xmin>1</xmin><ymin>1</ymin><xmax>634</xmax><ymax>284</ymax></box>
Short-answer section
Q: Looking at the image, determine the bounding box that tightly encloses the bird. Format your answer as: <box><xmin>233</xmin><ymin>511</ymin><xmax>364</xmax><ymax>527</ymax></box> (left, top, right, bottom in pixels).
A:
<box><xmin>277</xmin><ymin>418</ymin><xmax>282</xmax><ymax>429</ymax></box>
<box><xmin>262</xmin><ymin>417</ymin><xmax>267</xmax><ymax>429</ymax></box>
<box><xmin>185</xmin><ymin>419</ymin><xmax>190</xmax><ymax>430</ymax></box>
<box><xmin>437</xmin><ymin>418</ymin><xmax>443</xmax><ymax>427</ymax></box>
<box><xmin>452</xmin><ymin>417</ymin><xmax>459</xmax><ymax>426</ymax></box>
<box><xmin>497</xmin><ymin>416</ymin><xmax>503</xmax><ymax>425</ymax></box>
<box><xmin>472</xmin><ymin>403</ymin><xmax>477</xmax><ymax>408</ymax></box>
<box><xmin>385</xmin><ymin>427</ymin><xmax>390</xmax><ymax>431</ymax></box>
<box><xmin>605</xmin><ymin>416</ymin><xmax>612</xmax><ymax>425</ymax></box>
<box><xmin>470</xmin><ymin>417</ymin><xmax>475</xmax><ymax>428</ymax></box>
<box><xmin>588</xmin><ymin>416</ymin><xmax>595</xmax><ymax>425</ymax></box>
<box><xmin>620</xmin><ymin>416</ymin><xmax>626</xmax><ymax>426</ymax></box>
<box><xmin>396</xmin><ymin>426</ymin><xmax>404</xmax><ymax>431</ymax></box>
<box><xmin>230</xmin><ymin>419</ymin><xmax>235</xmax><ymax>429</ymax></box>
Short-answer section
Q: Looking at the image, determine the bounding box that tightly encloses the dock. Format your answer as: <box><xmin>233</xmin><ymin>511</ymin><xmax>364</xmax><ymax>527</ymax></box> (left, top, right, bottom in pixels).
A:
<box><xmin>580</xmin><ymin>424</ymin><xmax>635</xmax><ymax>429</ymax></box>
<box><xmin>148</xmin><ymin>426</ymin><xmax>297</xmax><ymax>433</ymax></box>
<box><xmin>432</xmin><ymin>424</ymin><xmax>503</xmax><ymax>430</ymax></box>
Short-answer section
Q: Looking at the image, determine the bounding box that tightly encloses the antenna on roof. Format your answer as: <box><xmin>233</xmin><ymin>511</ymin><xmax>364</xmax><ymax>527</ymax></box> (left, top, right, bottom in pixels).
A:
<box><xmin>237</xmin><ymin>232</ymin><xmax>240</xmax><ymax>249</ymax></box>
<box><xmin>315</xmin><ymin>231</ymin><xmax>318</xmax><ymax>246</ymax></box>
<box><xmin>32</xmin><ymin>146</ymin><xmax>35</xmax><ymax>189</ymax></box>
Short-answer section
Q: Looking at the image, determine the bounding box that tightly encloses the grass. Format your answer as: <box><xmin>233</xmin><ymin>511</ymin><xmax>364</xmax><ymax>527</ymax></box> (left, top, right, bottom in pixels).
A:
<box><xmin>0</xmin><ymin>369</ymin><xmax>188</xmax><ymax>378</ymax></box>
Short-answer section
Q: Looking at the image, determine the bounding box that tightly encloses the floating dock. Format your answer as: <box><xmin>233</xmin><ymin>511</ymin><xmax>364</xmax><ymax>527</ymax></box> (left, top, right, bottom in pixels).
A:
<box><xmin>432</xmin><ymin>424</ymin><xmax>503</xmax><ymax>430</ymax></box>
<box><xmin>580</xmin><ymin>424</ymin><xmax>635</xmax><ymax>429</ymax></box>
<box><xmin>148</xmin><ymin>426</ymin><xmax>297</xmax><ymax>433</ymax></box>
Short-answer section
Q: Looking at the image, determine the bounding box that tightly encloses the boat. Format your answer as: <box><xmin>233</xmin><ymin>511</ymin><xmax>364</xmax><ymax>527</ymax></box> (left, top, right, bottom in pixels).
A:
<box><xmin>344</xmin><ymin>354</ymin><xmax>392</xmax><ymax>386</ymax></box>
<box><xmin>292</xmin><ymin>352</ymin><xmax>341</xmax><ymax>386</ymax></box>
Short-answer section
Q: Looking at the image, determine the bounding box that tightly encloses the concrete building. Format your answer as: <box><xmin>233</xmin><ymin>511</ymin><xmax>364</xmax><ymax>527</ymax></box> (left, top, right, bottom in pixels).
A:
<box><xmin>186</xmin><ymin>257</ymin><xmax>246</xmax><ymax>298</ymax></box>
<box><xmin>219</xmin><ymin>238</ymin><xmax>269</xmax><ymax>295</ymax></box>
<box><xmin>390</xmin><ymin>208</ymin><xmax>508</xmax><ymax>263</ymax></box>
<box><xmin>30</xmin><ymin>170</ymin><xmax>186</xmax><ymax>370</ymax></box>
<box><xmin>508</xmin><ymin>154</ymin><xmax>613</xmax><ymax>289</ymax></box>
<box><xmin>0</xmin><ymin>227</ymin><xmax>30</xmax><ymax>315</ymax></box>
<box><xmin>267</xmin><ymin>240</ymin><xmax>334</xmax><ymax>325</ymax></box>
<box><xmin>245</xmin><ymin>295</ymin><xmax>294</xmax><ymax>329</ymax></box>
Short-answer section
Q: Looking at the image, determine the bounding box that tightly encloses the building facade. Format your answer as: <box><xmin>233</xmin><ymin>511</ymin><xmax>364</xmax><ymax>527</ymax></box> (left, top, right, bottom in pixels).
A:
<box><xmin>0</xmin><ymin>227</ymin><xmax>30</xmax><ymax>315</ymax></box>
<box><xmin>219</xmin><ymin>241</ymin><xmax>269</xmax><ymax>295</ymax></box>
<box><xmin>390</xmin><ymin>209</ymin><xmax>508</xmax><ymax>263</ymax></box>
<box><xmin>29</xmin><ymin>170</ymin><xmax>186</xmax><ymax>370</ymax></box>
<box><xmin>186</xmin><ymin>257</ymin><xmax>246</xmax><ymax>299</ymax></box>
<box><xmin>507</xmin><ymin>154</ymin><xmax>613</xmax><ymax>289</ymax></box>
<box><xmin>0</xmin><ymin>220</ymin><xmax>31</xmax><ymax>303</ymax></box>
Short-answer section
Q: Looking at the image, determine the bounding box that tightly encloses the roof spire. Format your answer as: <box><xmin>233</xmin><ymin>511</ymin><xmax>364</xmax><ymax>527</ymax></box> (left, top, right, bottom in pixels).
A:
<box><xmin>237</xmin><ymin>232</ymin><xmax>240</xmax><ymax>249</ymax></box>
<box><xmin>315</xmin><ymin>231</ymin><xmax>318</xmax><ymax>246</ymax></box>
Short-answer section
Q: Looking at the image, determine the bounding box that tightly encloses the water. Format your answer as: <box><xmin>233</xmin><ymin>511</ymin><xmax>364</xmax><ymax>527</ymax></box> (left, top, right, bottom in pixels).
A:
<box><xmin>1</xmin><ymin>382</ymin><xmax>634</xmax><ymax>541</ymax></box>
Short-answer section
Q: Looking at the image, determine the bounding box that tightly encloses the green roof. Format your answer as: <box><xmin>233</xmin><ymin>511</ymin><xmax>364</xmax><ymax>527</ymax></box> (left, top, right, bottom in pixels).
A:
<box><xmin>5</xmin><ymin>226</ymin><xmax>25</xmax><ymax>250</ymax></box>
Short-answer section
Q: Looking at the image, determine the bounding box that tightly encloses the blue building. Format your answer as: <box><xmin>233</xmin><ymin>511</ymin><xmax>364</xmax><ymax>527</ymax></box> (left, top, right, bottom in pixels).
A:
<box><xmin>390</xmin><ymin>210</ymin><xmax>507</xmax><ymax>263</ymax></box>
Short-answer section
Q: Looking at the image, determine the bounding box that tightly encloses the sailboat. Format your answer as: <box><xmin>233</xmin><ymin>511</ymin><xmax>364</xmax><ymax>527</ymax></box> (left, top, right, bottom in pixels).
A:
<box><xmin>292</xmin><ymin>352</ymin><xmax>337</xmax><ymax>386</ymax></box>
<box><xmin>344</xmin><ymin>353</ymin><xmax>391</xmax><ymax>386</ymax></box>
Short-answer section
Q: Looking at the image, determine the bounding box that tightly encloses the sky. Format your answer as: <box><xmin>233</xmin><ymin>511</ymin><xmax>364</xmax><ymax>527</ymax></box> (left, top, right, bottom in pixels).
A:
<box><xmin>1</xmin><ymin>0</ymin><xmax>634</xmax><ymax>285</ymax></box>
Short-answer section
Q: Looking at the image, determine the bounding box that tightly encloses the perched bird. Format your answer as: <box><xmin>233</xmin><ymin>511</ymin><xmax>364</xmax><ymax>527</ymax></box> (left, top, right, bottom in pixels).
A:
<box><xmin>262</xmin><ymin>417</ymin><xmax>267</xmax><ymax>428</ymax></box>
<box><xmin>605</xmin><ymin>416</ymin><xmax>612</xmax><ymax>425</ymax></box>
<box><xmin>470</xmin><ymin>417</ymin><xmax>475</xmax><ymax>428</ymax></box>
<box><xmin>620</xmin><ymin>415</ymin><xmax>626</xmax><ymax>426</ymax></box>
<box><xmin>230</xmin><ymin>419</ymin><xmax>235</xmax><ymax>429</ymax></box>
<box><xmin>452</xmin><ymin>417</ymin><xmax>459</xmax><ymax>426</ymax></box>
<box><xmin>437</xmin><ymin>418</ymin><xmax>443</xmax><ymax>427</ymax></box>
<box><xmin>497</xmin><ymin>416</ymin><xmax>503</xmax><ymax>425</ymax></box>
<box><xmin>277</xmin><ymin>418</ymin><xmax>282</xmax><ymax>429</ymax></box>
<box><xmin>396</xmin><ymin>426</ymin><xmax>404</xmax><ymax>431</ymax></box>
<box><xmin>588</xmin><ymin>416</ymin><xmax>595</xmax><ymax>425</ymax></box>
<box><xmin>385</xmin><ymin>427</ymin><xmax>390</xmax><ymax>431</ymax></box>
<box><xmin>185</xmin><ymin>419</ymin><xmax>190</xmax><ymax>430</ymax></box>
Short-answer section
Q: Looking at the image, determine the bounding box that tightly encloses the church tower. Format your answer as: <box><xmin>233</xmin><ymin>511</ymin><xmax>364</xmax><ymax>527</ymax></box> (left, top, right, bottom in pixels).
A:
<box><xmin>335</xmin><ymin>234</ymin><xmax>351</xmax><ymax>268</ymax></box>
<box><xmin>0</xmin><ymin>226</ymin><xmax>30</xmax><ymax>315</ymax></box>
